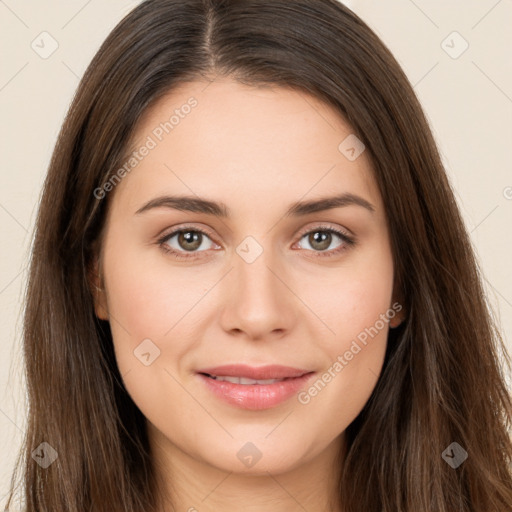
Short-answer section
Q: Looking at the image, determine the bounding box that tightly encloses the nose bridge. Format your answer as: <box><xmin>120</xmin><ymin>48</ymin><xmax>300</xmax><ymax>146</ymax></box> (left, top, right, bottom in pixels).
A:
<box><xmin>234</xmin><ymin>238</ymin><xmax>282</xmax><ymax>306</ymax></box>
<box><xmin>221</xmin><ymin>235</ymin><xmax>295</xmax><ymax>338</ymax></box>
<box><xmin>236</xmin><ymin>246</ymin><xmax>276</xmax><ymax>295</ymax></box>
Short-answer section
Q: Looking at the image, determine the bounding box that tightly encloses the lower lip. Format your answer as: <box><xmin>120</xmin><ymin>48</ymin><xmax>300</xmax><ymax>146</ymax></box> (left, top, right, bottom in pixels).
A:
<box><xmin>197</xmin><ymin>372</ymin><xmax>315</xmax><ymax>410</ymax></box>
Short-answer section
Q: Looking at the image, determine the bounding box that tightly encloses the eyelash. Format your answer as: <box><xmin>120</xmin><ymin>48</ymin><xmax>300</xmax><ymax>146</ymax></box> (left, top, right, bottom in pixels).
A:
<box><xmin>157</xmin><ymin>224</ymin><xmax>356</xmax><ymax>260</ymax></box>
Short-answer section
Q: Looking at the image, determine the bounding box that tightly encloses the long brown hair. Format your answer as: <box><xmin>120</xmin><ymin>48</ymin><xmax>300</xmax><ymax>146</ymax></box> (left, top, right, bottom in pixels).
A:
<box><xmin>5</xmin><ymin>0</ymin><xmax>512</xmax><ymax>510</ymax></box>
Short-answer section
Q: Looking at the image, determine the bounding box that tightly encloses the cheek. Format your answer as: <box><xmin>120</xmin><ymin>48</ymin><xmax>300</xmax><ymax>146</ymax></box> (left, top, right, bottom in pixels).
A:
<box><xmin>101</xmin><ymin>246</ymin><xmax>208</xmax><ymax>423</ymax></box>
<box><xmin>293</xmin><ymin>249</ymin><xmax>394</xmax><ymax>425</ymax></box>
<box><xmin>300</xmin><ymin>246</ymin><xmax>394</xmax><ymax>353</ymax></box>
<box><xmin>104</xmin><ymin>243</ymin><xmax>212</xmax><ymax>341</ymax></box>
<box><xmin>101</xmin><ymin>239</ymin><xmax>227</xmax><ymax>419</ymax></box>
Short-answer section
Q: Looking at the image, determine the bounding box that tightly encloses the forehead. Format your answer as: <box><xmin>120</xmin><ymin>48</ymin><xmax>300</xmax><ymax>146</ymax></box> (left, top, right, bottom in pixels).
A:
<box><xmin>112</xmin><ymin>78</ymin><xmax>383</xmax><ymax>218</ymax></box>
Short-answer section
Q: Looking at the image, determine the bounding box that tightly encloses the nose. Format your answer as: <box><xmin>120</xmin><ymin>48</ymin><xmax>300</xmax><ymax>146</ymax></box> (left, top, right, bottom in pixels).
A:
<box><xmin>218</xmin><ymin>244</ymin><xmax>297</xmax><ymax>341</ymax></box>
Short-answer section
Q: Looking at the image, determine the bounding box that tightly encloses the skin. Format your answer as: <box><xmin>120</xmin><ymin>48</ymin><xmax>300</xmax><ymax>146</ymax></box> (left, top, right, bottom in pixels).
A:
<box><xmin>92</xmin><ymin>78</ymin><xmax>403</xmax><ymax>512</ymax></box>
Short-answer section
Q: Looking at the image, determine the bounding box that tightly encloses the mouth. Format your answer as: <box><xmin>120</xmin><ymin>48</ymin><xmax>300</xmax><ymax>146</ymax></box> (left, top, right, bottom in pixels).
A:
<box><xmin>200</xmin><ymin>374</ymin><xmax>295</xmax><ymax>385</ymax></box>
<box><xmin>197</xmin><ymin>363</ymin><xmax>311</xmax><ymax>380</ymax></box>
<box><xmin>196</xmin><ymin>364</ymin><xmax>315</xmax><ymax>410</ymax></box>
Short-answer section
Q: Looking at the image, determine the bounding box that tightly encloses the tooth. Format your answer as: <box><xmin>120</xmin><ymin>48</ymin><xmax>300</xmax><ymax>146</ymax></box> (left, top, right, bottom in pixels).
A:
<box><xmin>258</xmin><ymin>378</ymin><xmax>279</xmax><ymax>384</ymax></box>
<box><xmin>218</xmin><ymin>376</ymin><xmax>241</xmax><ymax>384</ymax></box>
<box><xmin>239</xmin><ymin>377</ymin><xmax>259</xmax><ymax>385</ymax></box>
<box><xmin>209</xmin><ymin>375</ymin><xmax>285</xmax><ymax>385</ymax></box>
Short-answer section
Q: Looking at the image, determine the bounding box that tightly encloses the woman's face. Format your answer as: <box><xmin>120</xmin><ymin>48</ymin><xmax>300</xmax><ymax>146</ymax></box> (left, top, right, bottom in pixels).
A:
<box><xmin>93</xmin><ymin>78</ymin><xmax>398</xmax><ymax>475</ymax></box>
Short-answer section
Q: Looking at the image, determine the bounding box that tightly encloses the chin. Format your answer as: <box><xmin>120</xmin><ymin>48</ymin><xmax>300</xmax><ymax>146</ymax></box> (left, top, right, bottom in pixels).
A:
<box><xmin>199</xmin><ymin>437</ymin><xmax>314</xmax><ymax>476</ymax></box>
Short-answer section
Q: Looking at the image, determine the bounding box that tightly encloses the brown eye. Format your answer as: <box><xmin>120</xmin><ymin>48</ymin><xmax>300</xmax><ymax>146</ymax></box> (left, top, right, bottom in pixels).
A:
<box><xmin>159</xmin><ymin>227</ymin><xmax>218</xmax><ymax>258</ymax></box>
<box><xmin>306</xmin><ymin>231</ymin><xmax>333</xmax><ymax>251</ymax></box>
<box><xmin>176</xmin><ymin>231</ymin><xmax>203</xmax><ymax>251</ymax></box>
<box><xmin>295</xmin><ymin>226</ymin><xmax>356</xmax><ymax>258</ymax></box>
<box><xmin>298</xmin><ymin>229</ymin><xmax>345</xmax><ymax>252</ymax></box>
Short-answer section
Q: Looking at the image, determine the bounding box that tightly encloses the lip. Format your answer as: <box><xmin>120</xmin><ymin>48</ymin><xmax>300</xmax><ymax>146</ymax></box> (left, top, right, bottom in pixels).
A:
<box><xmin>196</xmin><ymin>364</ymin><xmax>315</xmax><ymax>410</ymax></box>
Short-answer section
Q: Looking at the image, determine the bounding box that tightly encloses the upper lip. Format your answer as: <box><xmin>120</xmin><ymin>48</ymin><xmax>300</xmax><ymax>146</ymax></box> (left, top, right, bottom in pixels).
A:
<box><xmin>197</xmin><ymin>364</ymin><xmax>312</xmax><ymax>380</ymax></box>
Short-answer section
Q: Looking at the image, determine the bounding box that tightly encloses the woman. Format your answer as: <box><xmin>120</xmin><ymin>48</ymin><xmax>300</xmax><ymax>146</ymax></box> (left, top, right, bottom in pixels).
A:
<box><xmin>5</xmin><ymin>0</ymin><xmax>512</xmax><ymax>510</ymax></box>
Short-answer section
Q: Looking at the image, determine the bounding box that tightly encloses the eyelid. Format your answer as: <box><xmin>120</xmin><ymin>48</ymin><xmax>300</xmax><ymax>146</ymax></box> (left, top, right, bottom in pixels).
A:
<box><xmin>156</xmin><ymin>223</ymin><xmax>218</xmax><ymax>244</ymax></box>
<box><xmin>294</xmin><ymin>222</ymin><xmax>353</xmax><ymax>240</ymax></box>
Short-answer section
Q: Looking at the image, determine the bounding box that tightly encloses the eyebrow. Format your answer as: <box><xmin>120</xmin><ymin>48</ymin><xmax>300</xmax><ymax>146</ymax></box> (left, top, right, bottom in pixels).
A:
<box><xmin>135</xmin><ymin>192</ymin><xmax>375</xmax><ymax>217</ymax></box>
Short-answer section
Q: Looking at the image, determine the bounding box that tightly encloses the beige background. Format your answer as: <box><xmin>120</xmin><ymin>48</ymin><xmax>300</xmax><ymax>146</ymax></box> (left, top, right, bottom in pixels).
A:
<box><xmin>1</xmin><ymin>0</ymin><xmax>511</xmax><ymax>506</ymax></box>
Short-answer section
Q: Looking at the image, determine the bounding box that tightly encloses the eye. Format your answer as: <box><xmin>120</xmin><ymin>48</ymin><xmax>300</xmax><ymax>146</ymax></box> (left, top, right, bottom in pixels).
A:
<box><xmin>158</xmin><ymin>226</ymin><xmax>219</xmax><ymax>260</ymax></box>
<box><xmin>294</xmin><ymin>225</ymin><xmax>355</xmax><ymax>258</ymax></box>
<box><xmin>157</xmin><ymin>224</ymin><xmax>356</xmax><ymax>260</ymax></box>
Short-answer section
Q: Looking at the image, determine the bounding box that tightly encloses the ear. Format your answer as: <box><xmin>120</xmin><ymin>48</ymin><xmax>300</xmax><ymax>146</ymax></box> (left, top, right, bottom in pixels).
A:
<box><xmin>389</xmin><ymin>280</ymin><xmax>406</xmax><ymax>329</ymax></box>
<box><xmin>88</xmin><ymin>257</ymin><xmax>109</xmax><ymax>321</ymax></box>
<box><xmin>389</xmin><ymin>307</ymin><xmax>405</xmax><ymax>328</ymax></box>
